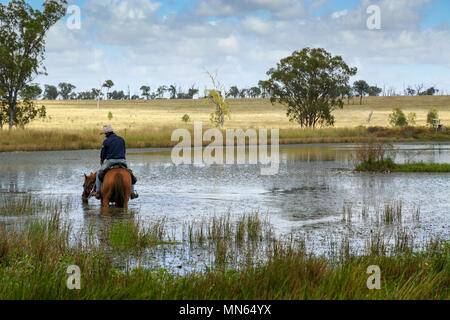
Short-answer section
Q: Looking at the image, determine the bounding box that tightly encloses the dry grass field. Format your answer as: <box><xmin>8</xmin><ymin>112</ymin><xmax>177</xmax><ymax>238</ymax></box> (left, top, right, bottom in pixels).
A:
<box><xmin>0</xmin><ymin>96</ymin><xmax>449</xmax><ymax>152</ymax></box>
<box><xmin>26</xmin><ymin>95</ymin><xmax>450</xmax><ymax>130</ymax></box>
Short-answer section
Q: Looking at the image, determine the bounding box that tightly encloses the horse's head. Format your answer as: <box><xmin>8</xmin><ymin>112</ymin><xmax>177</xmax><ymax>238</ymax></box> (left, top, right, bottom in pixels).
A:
<box><xmin>82</xmin><ymin>172</ymin><xmax>97</xmax><ymax>202</ymax></box>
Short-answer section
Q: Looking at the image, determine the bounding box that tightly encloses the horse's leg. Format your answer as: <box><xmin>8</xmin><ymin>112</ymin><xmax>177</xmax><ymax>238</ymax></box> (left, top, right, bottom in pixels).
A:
<box><xmin>101</xmin><ymin>197</ymin><xmax>109</xmax><ymax>208</ymax></box>
<box><xmin>100</xmin><ymin>206</ymin><xmax>110</xmax><ymax>216</ymax></box>
<box><xmin>100</xmin><ymin>189</ymin><xmax>111</xmax><ymax>215</ymax></box>
<box><xmin>123</xmin><ymin>173</ymin><xmax>132</xmax><ymax>209</ymax></box>
<box><xmin>100</xmin><ymin>183</ymin><xmax>111</xmax><ymax>208</ymax></box>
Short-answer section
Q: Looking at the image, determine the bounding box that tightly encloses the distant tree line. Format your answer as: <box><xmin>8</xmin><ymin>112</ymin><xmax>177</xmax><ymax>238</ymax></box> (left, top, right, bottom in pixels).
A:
<box><xmin>37</xmin><ymin>81</ymin><xmax>202</xmax><ymax>101</ymax></box>
<box><xmin>403</xmin><ymin>84</ymin><xmax>440</xmax><ymax>97</ymax></box>
<box><xmin>25</xmin><ymin>81</ymin><xmax>444</xmax><ymax>102</ymax></box>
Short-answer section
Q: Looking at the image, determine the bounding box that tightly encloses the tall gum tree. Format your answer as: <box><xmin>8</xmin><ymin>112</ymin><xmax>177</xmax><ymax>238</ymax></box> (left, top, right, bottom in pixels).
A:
<box><xmin>0</xmin><ymin>0</ymin><xmax>67</xmax><ymax>129</ymax></box>
<box><xmin>260</xmin><ymin>48</ymin><xmax>357</xmax><ymax>128</ymax></box>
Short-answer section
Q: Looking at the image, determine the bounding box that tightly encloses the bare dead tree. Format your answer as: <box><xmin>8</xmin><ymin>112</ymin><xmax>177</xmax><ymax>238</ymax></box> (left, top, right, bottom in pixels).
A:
<box><xmin>205</xmin><ymin>70</ymin><xmax>230</xmax><ymax>128</ymax></box>
<box><xmin>415</xmin><ymin>84</ymin><xmax>424</xmax><ymax>96</ymax></box>
<box><xmin>96</xmin><ymin>80</ymin><xmax>104</xmax><ymax>109</ymax></box>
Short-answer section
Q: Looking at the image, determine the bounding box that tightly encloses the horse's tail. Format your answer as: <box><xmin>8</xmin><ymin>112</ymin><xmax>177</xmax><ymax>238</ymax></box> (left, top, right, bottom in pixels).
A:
<box><xmin>113</xmin><ymin>172</ymin><xmax>125</xmax><ymax>207</ymax></box>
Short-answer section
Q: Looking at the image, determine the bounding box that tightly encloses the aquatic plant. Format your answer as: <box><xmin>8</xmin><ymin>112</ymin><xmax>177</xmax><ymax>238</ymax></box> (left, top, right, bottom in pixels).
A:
<box><xmin>0</xmin><ymin>198</ymin><xmax>447</xmax><ymax>300</ymax></box>
<box><xmin>0</xmin><ymin>195</ymin><xmax>70</xmax><ymax>217</ymax></box>
<box><xmin>108</xmin><ymin>218</ymin><xmax>175</xmax><ymax>251</ymax></box>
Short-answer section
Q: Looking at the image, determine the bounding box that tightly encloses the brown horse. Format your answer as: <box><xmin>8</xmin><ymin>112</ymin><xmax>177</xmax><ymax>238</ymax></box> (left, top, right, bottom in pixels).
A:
<box><xmin>82</xmin><ymin>169</ymin><xmax>132</xmax><ymax>208</ymax></box>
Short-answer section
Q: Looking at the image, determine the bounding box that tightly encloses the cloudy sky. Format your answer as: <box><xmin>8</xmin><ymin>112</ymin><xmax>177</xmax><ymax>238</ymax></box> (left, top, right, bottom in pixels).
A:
<box><xmin>3</xmin><ymin>0</ymin><xmax>450</xmax><ymax>96</ymax></box>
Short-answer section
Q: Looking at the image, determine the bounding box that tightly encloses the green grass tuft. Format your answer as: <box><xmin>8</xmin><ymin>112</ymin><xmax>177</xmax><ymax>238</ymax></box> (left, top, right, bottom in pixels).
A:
<box><xmin>355</xmin><ymin>158</ymin><xmax>450</xmax><ymax>173</ymax></box>
<box><xmin>109</xmin><ymin>218</ymin><xmax>178</xmax><ymax>251</ymax></box>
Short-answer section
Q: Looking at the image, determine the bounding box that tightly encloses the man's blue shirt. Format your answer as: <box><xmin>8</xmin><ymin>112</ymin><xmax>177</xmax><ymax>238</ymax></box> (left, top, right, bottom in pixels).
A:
<box><xmin>101</xmin><ymin>133</ymin><xmax>126</xmax><ymax>161</ymax></box>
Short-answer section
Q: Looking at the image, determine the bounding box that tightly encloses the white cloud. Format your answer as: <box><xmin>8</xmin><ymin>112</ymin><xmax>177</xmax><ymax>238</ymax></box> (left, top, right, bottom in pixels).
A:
<box><xmin>196</xmin><ymin>0</ymin><xmax>234</xmax><ymax>16</ymax></box>
<box><xmin>331</xmin><ymin>10</ymin><xmax>348</xmax><ymax>19</ymax></box>
<box><xmin>195</xmin><ymin>0</ymin><xmax>308</xmax><ymax>19</ymax></box>
<box><xmin>217</xmin><ymin>35</ymin><xmax>240</xmax><ymax>54</ymax></box>
<box><xmin>36</xmin><ymin>0</ymin><xmax>450</xmax><ymax>94</ymax></box>
<box><xmin>242</xmin><ymin>16</ymin><xmax>272</xmax><ymax>35</ymax></box>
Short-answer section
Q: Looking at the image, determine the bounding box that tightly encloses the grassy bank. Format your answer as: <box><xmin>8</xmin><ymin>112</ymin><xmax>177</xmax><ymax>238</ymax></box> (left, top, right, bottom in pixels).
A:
<box><xmin>0</xmin><ymin>197</ymin><xmax>448</xmax><ymax>300</ymax></box>
<box><xmin>394</xmin><ymin>162</ymin><xmax>450</xmax><ymax>172</ymax></box>
<box><xmin>0</xmin><ymin>96</ymin><xmax>449</xmax><ymax>152</ymax></box>
<box><xmin>1</xmin><ymin>125</ymin><xmax>449</xmax><ymax>153</ymax></box>
<box><xmin>355</xmin><ymin>158</ymin><xmax>450</xmax><ymax>173</ymax></box>
<box><xmin>353</xmin><ymin>140</ymin><xmax>450</xmax><ymax>172</ymax></box>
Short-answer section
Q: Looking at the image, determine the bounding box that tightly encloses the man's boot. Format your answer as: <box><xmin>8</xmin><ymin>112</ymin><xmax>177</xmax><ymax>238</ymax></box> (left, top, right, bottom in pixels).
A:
<box><xmin>131</xmin><ymin>191</ymin><xmax>139</xmax><ymax>200</ymax></box>
<box><xmin>94</xmin><ymin>192</ymin><xmax>101</xmax><ymax>200</ymax></box>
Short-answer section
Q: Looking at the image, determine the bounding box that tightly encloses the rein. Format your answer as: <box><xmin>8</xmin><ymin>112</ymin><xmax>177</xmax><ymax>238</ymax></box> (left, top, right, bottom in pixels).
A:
<box><xmin>86</xmin><ymin>183</ymin><xmax>96</xmax><ymax>199</ymax></box>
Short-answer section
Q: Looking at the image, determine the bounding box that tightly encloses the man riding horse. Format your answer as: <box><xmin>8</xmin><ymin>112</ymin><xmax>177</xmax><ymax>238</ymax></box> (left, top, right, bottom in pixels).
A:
<box><xmin>93</xmin><ymin>125</ymin><xmax>139</xmax><ymax>200</ymax></box>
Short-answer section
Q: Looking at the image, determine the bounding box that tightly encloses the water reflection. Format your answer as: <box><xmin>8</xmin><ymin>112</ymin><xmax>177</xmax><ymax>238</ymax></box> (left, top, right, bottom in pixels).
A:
<box><xmin>0</xmin><ymin>143</ymin><xmax>448</xmax><ymax>244</ymax></box>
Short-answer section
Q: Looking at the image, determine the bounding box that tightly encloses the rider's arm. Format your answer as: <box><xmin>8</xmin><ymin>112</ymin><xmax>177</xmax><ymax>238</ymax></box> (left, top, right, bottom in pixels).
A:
<box><xmin>100</xmin><ymin>140</ymin><xmax>107</xmax><ymax>164</ymax></box>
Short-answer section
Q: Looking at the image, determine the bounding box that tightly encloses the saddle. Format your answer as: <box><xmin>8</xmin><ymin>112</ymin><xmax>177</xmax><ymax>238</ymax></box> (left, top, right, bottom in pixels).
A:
<box><xmin>98</xmin><ymin>163</ymin><xmax>137</xmax><ymax>184</ymax></box>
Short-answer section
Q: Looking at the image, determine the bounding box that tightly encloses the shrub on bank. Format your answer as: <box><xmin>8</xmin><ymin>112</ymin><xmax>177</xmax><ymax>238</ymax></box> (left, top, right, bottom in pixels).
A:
<box><xmin>354</xmin><ymin>157</ymin><xmax>397</xmax><ymax>172</ymax></box>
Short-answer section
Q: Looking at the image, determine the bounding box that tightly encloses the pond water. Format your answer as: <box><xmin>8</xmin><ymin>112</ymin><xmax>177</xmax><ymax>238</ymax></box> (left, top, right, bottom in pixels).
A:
<box><xmin>0</xmin><ymin>143</ymin><xmax>449</xmax><ymax>272</ymax></box>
